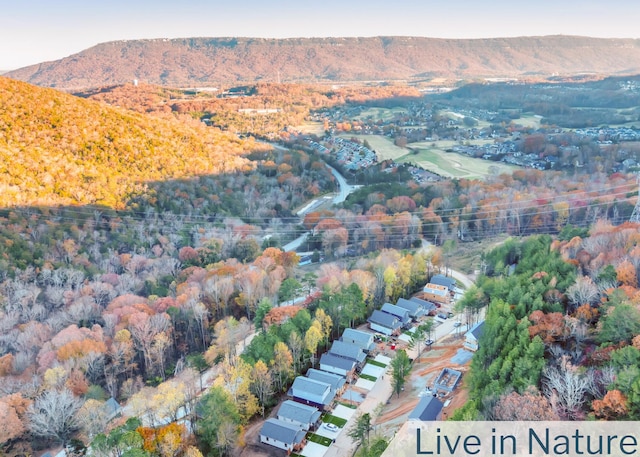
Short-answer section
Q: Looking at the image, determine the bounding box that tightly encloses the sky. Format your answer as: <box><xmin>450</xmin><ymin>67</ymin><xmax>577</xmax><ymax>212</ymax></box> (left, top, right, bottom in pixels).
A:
<box><xmin>1</xmin><ymin>0</ymin><xmax>640</xmax><ymax>70</ymax></box>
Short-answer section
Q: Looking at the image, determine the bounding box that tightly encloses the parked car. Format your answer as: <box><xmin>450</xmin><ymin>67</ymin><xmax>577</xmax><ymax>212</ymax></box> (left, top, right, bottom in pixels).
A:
<box><xmin>453</xmin><ymin>321</ymin><xmax>461</xmax><ymax>327</ymax></box>
<box><xmin>437</xmin><ymin>313</ymin><xmax>448</xmax><ymax>320</ymax></box>
<box><xmin>323</xmin><ymin>423</ymin><xmax>338</xmax><ymax>431</ymax></box>
<box><xmin>425</xmin><ymin>339</ymin><xmax>434</xmax><ymax>346</ymax></box>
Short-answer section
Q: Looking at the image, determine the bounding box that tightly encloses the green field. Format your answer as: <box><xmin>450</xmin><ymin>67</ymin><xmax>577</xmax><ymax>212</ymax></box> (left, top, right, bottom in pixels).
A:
<box><xmin>307</xmin><ymin>433</ymin><xmax>333</xmax><ymax>446</ymax></box>
<box><xmin>339</xmin><ymin>134</ymin><xmax>407</xmax><ymax>160</ymax></box>
<box><xmin>295</xmin><ymin>121</ymin><xmax>325</xmax><ymax>136</ymax></box>
<box><xmin>355</xmin><ymin>107</ymin><xmax>408</xmax><ymax>121</ymax></box>
<box><xmin>403</xmin><ymin>148</ymin><xmax>521</xmax><ymax>179</ymax></box>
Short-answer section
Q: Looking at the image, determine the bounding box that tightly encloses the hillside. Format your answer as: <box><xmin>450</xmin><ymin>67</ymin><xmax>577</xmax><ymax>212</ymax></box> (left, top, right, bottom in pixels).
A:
<box><xmin>7</xmin><ymin>35</ymin><xmax>640</xmax><ymax>90</ymax></box>
<box><xmin>0</xmin><ymin>76</ymin><xmax>260</xmax><ymax>208</ymax></box>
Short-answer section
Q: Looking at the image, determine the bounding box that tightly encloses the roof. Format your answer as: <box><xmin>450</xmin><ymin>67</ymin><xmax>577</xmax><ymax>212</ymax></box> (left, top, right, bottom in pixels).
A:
<box><xmin>368</xmin><ymin>310</ymin><xmax>401</xmax><ymax>329</ymax></box>
<box><xmin>409</xmin><ymin>395</ymin><xmax>444</xmax><ymax>421</ymax></box>
<box><xmin>430</xmin><ymin>274</ymin><xmax>456</xmax><ymax>290</ymax></box>
<box><xmin>381</xmin><ymin>303</ymin><xmax>411</xmax><ymax>321</ymax></box>
<box><xmin>329</xmin><ymin>340</ymin><xmax>366</xmax><ymax>363</ymax></box>
<box><xmin>291</xmin><ymin>376</ymin><xmax>331</xmax><ymax>397</ymax></box>
<box><xmin>104</xmin><ymin>397</ymin><xmax>121</xmax><ymax>416</ymax></box>
<box><xmin>395</xmin><ymin>298</ymin><xmax>426</xmax><ymax>316</ymax></box>
<box><xmin>423</xmin><ymin>283</ymin><xmax>449</xmax><ymax>297</ymax></box>
<box><xmin>306</xmin><ymin>369</ymin><xmax>346</xmax><ymax>392</ymax></box>
<box><xmin>320</xmin><ymin>352</ymin><xmax>357</xmax><ymax>371</ymax></box>
<box><xmin>260</xmin><ymin>418</ymin><xmax>307</xmax><ymax>445</ymax></box>
<box><xmin>277</xmin><ymin>400</ymin><xmax>321</xmax><ymax>425</ymax></box>
<box><xmin>409</xmin><ymin>297</ymin><xmax>437</xmax><ymax>311</ymax></box>
<box><xmin>341</xmin><ymin>328</ymin><xmax>374</xmax><ymax>345</ymax></box>
<box><xmin>465</xmin><ymin>321</ymin><xmax>485</xmax><ymax>340</ymax></box>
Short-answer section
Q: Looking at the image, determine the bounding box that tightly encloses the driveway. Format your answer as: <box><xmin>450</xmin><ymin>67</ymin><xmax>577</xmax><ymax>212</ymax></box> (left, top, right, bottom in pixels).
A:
<box><xmin>300</xmin><ymin>441</ymin><xmax>329</xmax><ymax>457</ymax></box>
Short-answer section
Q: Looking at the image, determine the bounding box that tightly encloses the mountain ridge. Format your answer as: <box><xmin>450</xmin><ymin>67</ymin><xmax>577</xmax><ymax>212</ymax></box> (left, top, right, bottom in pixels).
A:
<box><xmin>6</xmin><ymin>35</ymin><xmax>640</xmax><ymax>90</ymax></box>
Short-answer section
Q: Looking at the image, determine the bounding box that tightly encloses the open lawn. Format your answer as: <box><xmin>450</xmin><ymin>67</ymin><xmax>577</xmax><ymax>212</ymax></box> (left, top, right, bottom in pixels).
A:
<box><xmin>366</xmin><ymin>359</ymin><xmax>387</xmax><ymax>368</ymax></box>
<box><xmin>321</xmin><ymin>414</ymin><xmax>348</xmax><ymax>427</ymax></box>
<box><xmin>338</xmin><ymin>133</ymin><xmax>408</xmax><ymax>161</ymax></box>
<box><xmin>402</xmin><ymin>147</ymin><xmax>520</xmax><ymax>179</ymax></box>
<box><xmin>307</xmin><ymin>433</ymin><xmax>333</xmax><ymax>447</ymax></box>
<box><xmin>295</xmin><ymin>121</ymin><xmax>326</xmax><ymax>136</ymax></box>
<box><xmin>355</xmin><ymin>107</ymin><xmax>408</xmax><ymax>121</ymax></box>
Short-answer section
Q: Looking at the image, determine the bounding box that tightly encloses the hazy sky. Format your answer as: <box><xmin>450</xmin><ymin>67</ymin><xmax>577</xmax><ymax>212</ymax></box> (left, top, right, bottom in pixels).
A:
<box><xmin>2</xmin><ymin>0</ymin><xmax>639</xmax><ymax>70</ymax></box>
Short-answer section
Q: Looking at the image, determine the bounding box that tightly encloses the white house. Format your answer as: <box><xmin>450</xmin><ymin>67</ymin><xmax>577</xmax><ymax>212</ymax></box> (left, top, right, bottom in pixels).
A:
<box><xmin>464</xmin><ymin>321</ymin><xmax>485</xmax><ymax>352</ymax></box>
<box><xmin>368</xmin><ymin>309</ymin><xmax>401</xmax><ymax>336</ymax></box>
<box><xmin>277</xmin><ymin>400</ymin><xmax>321</xmax><ymax>431</ymax></box>
<box><xmin>260</xmin><ymin>418</ymin><xmax>306</xmax><ymax>451</ymax></box>
<box><xmin>341</xmin><ymin>328</ymin><xmax>375</xmax><ymax>352</ymax></box>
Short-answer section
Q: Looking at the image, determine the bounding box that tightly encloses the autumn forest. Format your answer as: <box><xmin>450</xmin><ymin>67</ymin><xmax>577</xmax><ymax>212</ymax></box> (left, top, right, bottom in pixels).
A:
<box><xmin>0</xmin><ymin>67</ymin><xmax>640</xmax><ymax>457</ymax></box>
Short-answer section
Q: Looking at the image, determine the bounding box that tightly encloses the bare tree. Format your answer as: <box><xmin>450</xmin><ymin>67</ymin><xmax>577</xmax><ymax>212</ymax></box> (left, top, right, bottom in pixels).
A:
<box><xmin>566</xmin><ymin>275</ymin><xmax>599</xmax><ymax>311</ymax></box>
<box><xmin>541</xmin><ymin>358</ymin><xmax>589</xmax><ymax>419</ymax></box>
<box><xmin>27</xmin><ymin>388</ymin><xmax>82</xmax><ymax>445</ymax></box>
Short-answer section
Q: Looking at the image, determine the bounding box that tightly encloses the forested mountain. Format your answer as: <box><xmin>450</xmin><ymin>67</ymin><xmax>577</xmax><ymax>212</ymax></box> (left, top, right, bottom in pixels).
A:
<box><xmin>0</xmin><ymin>77</ymin><xmax>264</xmax><ymax>208</ymax></box>
<box><xmin>6</xmin><ymin>35</ymin><xmax>640</xmax><ymax>90</ymax></box>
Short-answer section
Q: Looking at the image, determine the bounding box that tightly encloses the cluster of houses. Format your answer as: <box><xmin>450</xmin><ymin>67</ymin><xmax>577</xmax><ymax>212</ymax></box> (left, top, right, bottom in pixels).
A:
<box><xmin>326</xmin><ymin>137</ymin><xmax>377</xmax><ymax>171</ymax></box>
<box><xmin>259</xmin><ymin>328</ymin><xmax>375</xmax><ymax>452</ymax></box>
<box><xmin>367</xmin><ymin>297</ymin><xmax>436</xmax><ymax>336</ymax></box>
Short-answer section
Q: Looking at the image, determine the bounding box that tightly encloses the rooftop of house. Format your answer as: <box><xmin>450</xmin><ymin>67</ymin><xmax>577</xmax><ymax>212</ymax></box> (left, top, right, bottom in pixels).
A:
<box><xmin>408</xmin><ymin>395</ymin><xmax>444</xmax><ymax>421</ymax></box>
<box><xmin>368</xmin><ymin>309</ymin><xmax>402</xmax><ymax>329</ymax></box>
<box><xmin>260</xmin><ymin>418</ymin><xmax>307</xmax><ymax>445</ymax></box>
<box><xmin>277</xmin><ymin>400</ymin><xmax>321</xmax><ymax>425</ymax></box>
<box><xmin>306</xmin><ymin>368</ymin><xmax>346</xmax><ymax>391</ymax></box>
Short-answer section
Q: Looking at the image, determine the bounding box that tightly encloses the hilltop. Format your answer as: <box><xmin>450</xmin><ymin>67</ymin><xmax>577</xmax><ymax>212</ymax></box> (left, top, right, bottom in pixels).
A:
<box><xmin>6</xmin><ymin>35</ymin><xmax>640</xmax><ymax>90</ymax></box>
<box><xmin>0</xmin><ymin>76</ymin><xmax>260</xmax><ymax>208</ymax></box>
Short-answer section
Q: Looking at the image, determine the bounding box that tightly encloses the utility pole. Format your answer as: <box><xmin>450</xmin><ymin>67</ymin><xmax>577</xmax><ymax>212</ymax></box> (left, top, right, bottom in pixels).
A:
<box><xmin>631</xmin><ymin>171</ymin><xmax>640</xmax><ymax>223</ymax></box>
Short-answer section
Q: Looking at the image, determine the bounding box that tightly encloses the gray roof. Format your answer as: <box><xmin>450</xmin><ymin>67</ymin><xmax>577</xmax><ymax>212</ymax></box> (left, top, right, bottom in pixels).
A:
<box><xmin>465</xmin><ymin>321</ymin><xmax>485</xmax><ymax>340</ymax></box>
<box><xmin>341</xmin><ymin>328</ymin><xmax>374</xmax><ymax>347</ymax></box>
<box><xmin>368</xmin><ymin>310</ymin><xmax>401</xmax><ymax>329</ymax></box>
<box><xmin>329</xmin><ymin>340</ymin><xmax>366</xmax><ymax>363</ymax></box>
<box><xmin>306</xmin><ymin>369</ymin><xmax>346</xmax><ymax>392</ymax></box>
<box><xmin>320</xmin><ymin>352</ymin><xmax>357</xmax><ymax>371</ymax></box>
<box><xmin>409</xmin><ymin>297</ymin><xmax>437</xmax><ymax>311</ymax></box>
<box><xmin>260</xmin><ymin>418</ymin><xmax>307</xmax><ymax>445</ymax></box>
<box><xmin>396</xmin><ymin>298</ymin><xmax>426</xmax><ymax>317</ymax></box>
<box><xmin>277</xmin><ymin>400</ymin><xmax>321</xmax><ymax>426</ymax></box>
<box><xmin>291</xmin><ymin>376</ymin><xmax>331</xmax><ymax>397</ymax></box>
<box><xmin>409</xmin><ymin>395</ymin><xmax>444</xmax><ymax>421</ymax></box>
<box><xmin>104</xmin><ymin>397</ymin><xmax>121</xmax><ymax>416</ymax></box>
<box><xmin>381</xmin><ymin>303</ymin><xmax>411</xmax><ymax>322</ymax></box>
<box><xmin>430</xmin><ymin>274</ymin><xmax>456</xmax><ymax>289</ymax></box>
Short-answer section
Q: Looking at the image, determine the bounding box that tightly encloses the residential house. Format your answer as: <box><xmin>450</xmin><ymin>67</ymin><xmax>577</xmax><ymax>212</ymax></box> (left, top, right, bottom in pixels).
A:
<box><xmin>422</xmin><ymin>283</ymin><xmax>451</xmax><ymax>305</ymax></box>
<box><xmin>341</xmin><ymin>328</ymin><xmax>375</xmax><ymax>353</ymax></box>
<box><xmin>288</xmin><ymin>376</ymin><xmax>335</xmax><ymax>410</ymax></box>
<box><xmin>381</xmin><ymin>303</ymin><xmax>411</xmax><ymax>328</ymax></box>
<box><xmin>395</xmin><ymin>298</ymin><xmax>426</xmax><ymax>321</ymax></box>
<box><xmin>328</xmin><ymin>340</ymin><xmax>367</xmax><ymax>367</ymax></box>
<box><xmin>319</xmin><ymin>352</ymin><xmax>357</xmax><ymax>381</ymax></box>
<box><xmin>409</xmin><ymin>297</ymin><xmax>438</xmax><ymax>315</ymax></box>
<box><xmin>260</xmin><ymin>418</ymin><xmax>307</xmax><ymax>452</ymax></box>
<box><xmin>464</xmin><ymin>321</ymin><xmax>485</xmax><ymax>352</ymax></box>
<box><xmin>368</xmin><ymin>309</ymin><xmax>402</xmax><ymax>336</ymax></box>
<box><xmin>277</xmin><ymin>400</ymin><xmax>321</xmax><ymax>431</ymax></box>
<box><xmin>430</xmin><ymin>274</ymin><xmax>456</xmax><ymax>291</ymax></box>
<box><xmin>408</xmin><ymin>395</ymin><xmax>444</xmax><ymax>421</ymax></box>
<box><xmin>306</xmin><ymin>368</ymin><xmax>347</xmax><ymax>396</ymax></box>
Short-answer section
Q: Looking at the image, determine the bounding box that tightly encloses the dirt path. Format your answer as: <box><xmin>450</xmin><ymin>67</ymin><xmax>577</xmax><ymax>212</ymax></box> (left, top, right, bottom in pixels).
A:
<box><xmin>375</xmin><ymin>336</ymin><xmax>471</xmax><ymax>430</ymax></box>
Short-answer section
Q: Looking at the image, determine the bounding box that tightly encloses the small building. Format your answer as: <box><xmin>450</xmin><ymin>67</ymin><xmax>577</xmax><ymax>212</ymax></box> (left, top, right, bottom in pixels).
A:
<box><xmin>423</xmin><ymin>283</ymin><xmax>451</xmax><ymax>305</ymax></box>
<box><xmin>341</xmin><ymin>328</ymin><xmax>375</xmax><ymax>353</ymax></box>
<box><xmin>320</xmin><ymin>352</ymin><xmax>357</xmax><ymax>381</ymax></box>
<box><xmin>430</xmin><ymin>274</ymin><xmax>456</xmax><ymax>291</ymax></box>
<box><xmin>408</xmin><ymin>395</ymin><xmax>444</xmax><ymax>421</ymax></box>
<box><xmin>328</xmin><ymin>340</ymin><xmax>367</xmax><ymax>366</ymax></box>
<box><xmin>306</xmin><ymin>368</ymin><xmax>347</xmax><ymax>395</ymax></box>
<box><xmin>381</xmin><ymin>303</ymin><xmax>412</xmax><ymax>328</ymax></box>
<box><xmin>396</xmin><ymin>298</ymin><xmax>426</xmax><ymax>320</ymax></box>
<box><xmin>464</xmin><ymin>321</ymin><xmax>485</xmax><ymax>352</ymax></box>
<box><xmin>288</xmin><ymin>376</ymin><xmax>335</xmax><ymax>410</ymax></box>
<box><xmin>277</xmin><ymin>400</ymin><xmax>321</xmax><ymax>431</ymax></box>
<box><xmin>368</xmin><ymin>310</ymin><xmax>402</xmax><ymax>336</ymax></box>
<box><xmin>260</xmin><ymin>418</ymin><xmax>306</xmax><ymax>452</ymax></box>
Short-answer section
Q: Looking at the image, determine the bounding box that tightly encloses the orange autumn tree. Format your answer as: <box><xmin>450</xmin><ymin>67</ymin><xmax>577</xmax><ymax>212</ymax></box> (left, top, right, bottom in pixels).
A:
<box><xmin>592</xmin><ymin>390</ymin><xmax>628</xmax><ymax>419</ymax></box>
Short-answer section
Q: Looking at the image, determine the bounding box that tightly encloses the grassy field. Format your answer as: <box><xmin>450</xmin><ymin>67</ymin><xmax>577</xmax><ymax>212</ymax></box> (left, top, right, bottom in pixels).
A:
<box><xmin>338</xmin><ymin>133</ymin><xmax>408</xmax><ymax>161</ymax></box>
<box><xmin>321</xmin><ymin>414</ymin><xmax>348</xmax><ymax>427</ymax></box>
<box><xmin>355</xmin><ymin>107</ymin><xmax>408</xmax><ymax>121</ymax></box>
<box><xmin>295</xmin><ymin>121</ymin><xmax>325</xmax><ymax>136</ymax></box>
<box><xmin>403</xmin><ymin>148</ymin><xmax>521</xmax><ymax>179</ymax></box>
<box><xmin>307</xmin><ymin>433</ymin><xmax>333</xmax><ymax>446</ymax></box>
